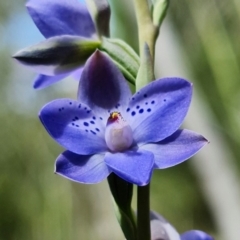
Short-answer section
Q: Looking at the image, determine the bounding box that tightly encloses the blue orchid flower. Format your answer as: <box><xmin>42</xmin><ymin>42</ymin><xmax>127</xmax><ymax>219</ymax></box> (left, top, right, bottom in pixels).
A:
<box><xmin>150</xmin><ymin>211</ymin><xmax>214</xmax><ymax>240</ymax></box>
<box><xmin>26</xmin><ymin>0</ymin><xmax>96</xmax><ymax>89</ymax></box>
<box><xmin>39</xmin><ymin>50</ymin><xmax>208</xmax><ymax>186</ymax></box>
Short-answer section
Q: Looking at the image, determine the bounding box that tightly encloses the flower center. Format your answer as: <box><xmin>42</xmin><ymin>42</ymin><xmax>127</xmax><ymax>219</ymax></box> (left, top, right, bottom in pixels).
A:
<box><xmin>105</xmin><ymin>112</ymin><xmax>133</xmax><ymax>152</ymax></box>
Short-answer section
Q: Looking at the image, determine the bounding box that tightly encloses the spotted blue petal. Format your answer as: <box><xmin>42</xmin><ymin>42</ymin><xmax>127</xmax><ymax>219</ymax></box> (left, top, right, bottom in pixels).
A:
<box><xmin>39</xmin><ymin>99</ymin><xmax>108</xmax><ymax>155</ymax></box>
<box><xmin>124</xmin><ymin>77</ymin><xmax>192</xmax><ymax>144</ymax></box>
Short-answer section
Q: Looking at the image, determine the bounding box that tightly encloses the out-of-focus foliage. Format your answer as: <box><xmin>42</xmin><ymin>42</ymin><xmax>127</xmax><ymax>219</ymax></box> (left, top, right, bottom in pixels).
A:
<box><xmin>0</xmin><ymin>0</ymin><xmax>239</xmax><ymax>239</ymax></box>
<box><xmin>170</xmin><ymin>0</ymin><xmax>240</xmax><ymax>165</ymax></box>
<box><xmin>152</xmin><ymin>0</ymin><xmax>240</xmax><ymax>238</ymax></box>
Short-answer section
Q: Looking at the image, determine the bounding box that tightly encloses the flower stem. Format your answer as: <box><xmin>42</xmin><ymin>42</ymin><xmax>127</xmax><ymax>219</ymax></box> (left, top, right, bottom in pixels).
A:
<box><xmin>137</xmin><ymin>183</ymin><xmax>151</xmax><ymax>240</ymax></box>
<box><xmin>133</xmin><ymin>2</ymin><xmax>153</xmax><ymax>239</ymax></box>
<box><xmin>133</xmin><ymin>0</ymin><xmax>158</xmax><ymax>58</ymax></box>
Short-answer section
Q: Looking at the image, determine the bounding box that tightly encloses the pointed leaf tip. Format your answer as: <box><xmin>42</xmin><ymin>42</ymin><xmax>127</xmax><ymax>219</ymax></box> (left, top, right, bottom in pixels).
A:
<box><xmin>152</xmin><ymin>0</ymin><xmax>169</xmax><ymax>27</ymax></box>
<box><xmin>136</xmin><ymin>43</ymin><xmax>154</xmax><ymax>90</ymax></box>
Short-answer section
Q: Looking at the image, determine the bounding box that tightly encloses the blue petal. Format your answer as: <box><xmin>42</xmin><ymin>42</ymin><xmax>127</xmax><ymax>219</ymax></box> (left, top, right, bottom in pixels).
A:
<box><xmin>33</xmin><ymin>67</ymin><xmax>83</xmax><ymax>89</ymax></box>
<box><xmin>124</xmin><ymin>78</ymin><xmax>192</xmax><ymax>144</ymax></box>
<box><xmin>55</xmin><ymin>151</ymin><xmax>110</xmax><ymax>184</ymax></box>
<box><xmin>104</xmin><ymin>149</ymin><xmax>154</xmax><ymax>186</ymax></box>
<box><xmin>33</xmin><ymin>73</ymin><xmax>68</xmax><ymax>89</ymax></box>
<box><xmin>71</xmin><ymin>67</ymin><xmax>84</xmax><ymax>81</ymax></box>
<box><xmin>181</xmin><ymin>230</ymin><xmax>214</xmax><ymax>240</ymax></box>
<box><xmin>141</xmin><ymin>129</ymin><xmax>208</xmax><ymax>169</ymax></box>
<box><xmin>26</xmin><ymin>0</ymin><xmax>96</xmax><ymax>38</ymax></box>
<box><xmin>78</xmin><ymin>50</ymin><xmax>132</xmax><ymax>118</ymax></box>
<box><xmin>39</xmin><ymin>99</ymin><xmax>108</xmax><ymax>155</ymax></box>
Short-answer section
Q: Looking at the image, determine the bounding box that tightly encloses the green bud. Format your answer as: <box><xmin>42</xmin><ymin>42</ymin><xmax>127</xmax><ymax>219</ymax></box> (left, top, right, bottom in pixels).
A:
<box><xmin>152</xmin><ymin>0</ymin><xmax>169</xmax><ymax>27</ymax></box>
<box><xmin>100</xmin><ymin>37</ymin><xmax>140</xmax><ymax>86</ymax></box>
<box><xmin>13</xmin><ymin>36</ymin><xmax>101</xmax><ymax>76</ymax></box>
<box><xmin>85</xmin><ymin>0</ymin><xmax>111</xmax><ymax>37</ymax></box>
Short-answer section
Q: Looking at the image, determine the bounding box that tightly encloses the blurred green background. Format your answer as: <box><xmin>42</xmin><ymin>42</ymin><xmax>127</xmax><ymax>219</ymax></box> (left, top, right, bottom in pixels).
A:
<box><xmin>1</xmin><ymin>0</ymin><xmax>240</xmax><ymax>239</ymax></box>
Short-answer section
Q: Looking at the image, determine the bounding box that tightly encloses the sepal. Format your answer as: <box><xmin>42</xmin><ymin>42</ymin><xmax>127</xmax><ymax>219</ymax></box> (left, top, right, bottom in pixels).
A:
<box><xmin>13</xmin><ymin>35</ymin><xmax>101</xmax><ymax>75</ymax></box>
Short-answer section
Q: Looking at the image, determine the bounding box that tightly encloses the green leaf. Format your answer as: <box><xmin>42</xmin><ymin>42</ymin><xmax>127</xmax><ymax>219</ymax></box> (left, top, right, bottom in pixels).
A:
<box><xmin>114</xmin><ymin>206</ymin><xmax>137</xmax><ymax>240</ymax></box>
<box><xmin>108</xmin><ymin>174</ymin><xmax>137</xmax><ymax>240</ymax></box>
<box><xmin>100</xmin><ymin>37</ymin><xmax>140</xmax><ymax>86</ymax></box>
<box><xmin>13</xmin><ymin>36</ymin><xmax>101</xmax><ymax>76</ymax></box>
<box><xmin>85</xmin><ymin>0</ymin><xmax>110</xmax><ymax>37</ymax></box>
<box><xmin>136</xmin><ymin>43</ymin><xmax>155</xmax><ymax>90</ymax></box>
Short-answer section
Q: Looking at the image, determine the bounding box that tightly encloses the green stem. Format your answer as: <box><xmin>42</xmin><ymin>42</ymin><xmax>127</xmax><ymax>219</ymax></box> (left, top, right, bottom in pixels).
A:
<box><xmin>137</xmin><ymin>183</ymin><xmax>151</xmax><ymax>240</ymax></box>
<box><xmin>133</xmin><ymin>0</ymin><xmax>157</xmax><ymax>58</ymax></box>
<box><xmin>133</xmin><ymin>2</ymin><xmax>153</xmax><ymax>239</ymax></box>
